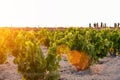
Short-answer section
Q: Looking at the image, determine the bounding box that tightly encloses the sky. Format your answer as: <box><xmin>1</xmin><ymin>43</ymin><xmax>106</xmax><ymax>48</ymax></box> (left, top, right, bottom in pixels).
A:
<box><xmin>0</xmin><ymin>0</ymin><xmax>120</xmax><ymax>27</ymax></box>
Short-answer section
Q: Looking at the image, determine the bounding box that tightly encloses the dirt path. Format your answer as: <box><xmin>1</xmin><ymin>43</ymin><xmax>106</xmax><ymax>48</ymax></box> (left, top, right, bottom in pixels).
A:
<box><xmin>0</xmin><ymin>55</ymin><xmax>21</xmax><ymax>80</ymax></box>
<box><xmin>60</xmin><ymin>56</ymin><xmax>120</xmax><ymax>80</ymax></box>
<box><xmin>0</xmin><ymin>52</ymin><xmax>120</xmax><ymax>80</ymax></box>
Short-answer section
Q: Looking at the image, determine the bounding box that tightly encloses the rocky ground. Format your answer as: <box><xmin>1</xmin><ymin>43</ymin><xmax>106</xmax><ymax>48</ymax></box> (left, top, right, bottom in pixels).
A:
<box><xmin>0</xmin><ymin>46</ymin><xmax>120</xmax><ymax>80</ymax></box>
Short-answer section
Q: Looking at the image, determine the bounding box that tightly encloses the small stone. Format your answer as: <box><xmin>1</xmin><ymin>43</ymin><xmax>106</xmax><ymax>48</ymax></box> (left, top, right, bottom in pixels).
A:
<box><xmin>90</xmin><ymin>64</ymin><xmax>105</xmax><ymax>74</ymax></box>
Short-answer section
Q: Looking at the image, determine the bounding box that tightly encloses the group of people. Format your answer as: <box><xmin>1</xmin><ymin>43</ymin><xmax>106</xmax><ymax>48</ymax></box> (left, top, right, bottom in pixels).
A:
<box><xmin>89</xmin><ymin>22</ymin><xmax>120</xmax><ymax>28</ymax></box>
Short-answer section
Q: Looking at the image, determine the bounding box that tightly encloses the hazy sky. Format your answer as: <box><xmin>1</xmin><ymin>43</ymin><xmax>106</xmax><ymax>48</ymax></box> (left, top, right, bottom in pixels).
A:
<box><xmin>0</xmin><ymin>0</ymin><xmax>120</xmax><ymax>27</ymax></box>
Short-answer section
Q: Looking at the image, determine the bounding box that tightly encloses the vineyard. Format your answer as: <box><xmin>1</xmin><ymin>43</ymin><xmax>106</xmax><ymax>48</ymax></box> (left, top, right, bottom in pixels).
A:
<box><xmin>0</xmin><ymin>27</ymin><xmax>120</xmax><ymax>80</ymax></box>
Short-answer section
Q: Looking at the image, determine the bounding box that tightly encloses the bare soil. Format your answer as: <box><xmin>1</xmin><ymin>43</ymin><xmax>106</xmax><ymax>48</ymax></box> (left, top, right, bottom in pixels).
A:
<box><xmin>0</xmin><ymin>47</ymin><xmax>120</xmax><ymax>80</ymax></box>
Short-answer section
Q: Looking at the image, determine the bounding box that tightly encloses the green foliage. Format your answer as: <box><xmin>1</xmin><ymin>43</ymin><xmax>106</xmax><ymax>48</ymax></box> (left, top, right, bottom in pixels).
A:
<box><xmin>13</xmin><ymin>30</ymin><xmax>60</xmax><ymax>80</ymax></box>
<box><xmin>1</xmin><ymin>27</ymin><xmax>120</xmax><ymax>80</ymax></box>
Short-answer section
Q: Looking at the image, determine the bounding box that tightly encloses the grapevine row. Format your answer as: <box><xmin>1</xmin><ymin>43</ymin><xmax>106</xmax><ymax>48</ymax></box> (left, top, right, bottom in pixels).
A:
<box><xmin>0</xmin><ymin>27</ymin><xmax>120</xmax><ymax>80</ymax></box>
